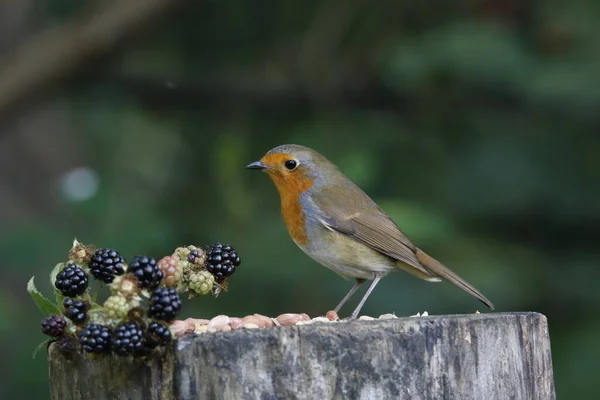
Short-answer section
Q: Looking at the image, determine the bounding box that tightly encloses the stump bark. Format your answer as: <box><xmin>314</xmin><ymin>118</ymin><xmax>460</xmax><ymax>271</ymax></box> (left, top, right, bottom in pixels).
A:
<box><xmin>48</xmin><ymin>312</ymin><xmax>555</xmax><ymax>400</ymax></box>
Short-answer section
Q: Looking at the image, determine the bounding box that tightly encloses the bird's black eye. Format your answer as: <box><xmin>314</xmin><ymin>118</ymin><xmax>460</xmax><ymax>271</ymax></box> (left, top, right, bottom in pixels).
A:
<box><xmin>284</xmin><ymin>159</ymin><xmax>298</xmax><ymax>170</ymax></box>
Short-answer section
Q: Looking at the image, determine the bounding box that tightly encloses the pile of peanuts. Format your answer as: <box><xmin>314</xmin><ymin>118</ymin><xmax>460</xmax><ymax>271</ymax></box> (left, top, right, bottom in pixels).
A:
<box><xmin>169</xmin><ymin>311</ymin><xmax>431</xmax><ymax>336</ymax></box>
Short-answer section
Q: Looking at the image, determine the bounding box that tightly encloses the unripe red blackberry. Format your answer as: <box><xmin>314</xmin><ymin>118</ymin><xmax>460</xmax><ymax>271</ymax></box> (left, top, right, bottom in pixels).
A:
<box><xmin>206</xmin><ymin>243</ymin><xmax>241</xmax><ymax>282</ymax></box>
<box><xmin>157</xmin><ymin>255</ymin><xmax>184</xmax><ymax>288</ymax></box>
<box><xmin>54</xmin><ymin>263</ymin><xmax>89</xmax><ymax>297</ymax></box>
<box><xmin>89</xmin><ymin>248</ymin><xmax>126</xmax><ymax>283</ymax></box>
<box><xmin>41</xmin><ymin>315</ymin><xmax>67</xmax><ymax>338</ymax></box>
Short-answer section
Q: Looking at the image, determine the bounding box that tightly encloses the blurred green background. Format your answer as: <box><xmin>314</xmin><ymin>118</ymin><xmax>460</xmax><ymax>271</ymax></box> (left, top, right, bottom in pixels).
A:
<box><xmin>1</xmin><ymin>0</ymin><xmax>599</xmax><ymax>398</ymax></box>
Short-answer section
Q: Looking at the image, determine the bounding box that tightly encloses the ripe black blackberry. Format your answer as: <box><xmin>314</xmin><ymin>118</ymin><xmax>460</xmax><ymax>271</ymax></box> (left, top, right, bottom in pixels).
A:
<box><xmin>206</xmin><ymin>243</ymin><xmax>241</xmax><ymax>281</ymax></box>
<box><xmin>54</xmin><ymin>263</ymin><xmax>89</xmax><ymax>297</ymax></box>
<box><xmin>148</xmin><ymin>287</ymin><xmax>182</xmax><ymax>321</ymax></box>
<box><xmin>41</xmin><ymin>315</ymin><xmax>67</xmax><ymax>337</ymax></box>
<box><xmin>112</xmin><ymin>322</ymin><xmax>149</xmax><ymax>357</ymax></box>
<box><xmin>146</xmin><ymin>321</ymin><xmax>172</xmax><ymax>348</ymax></box>
<box><xmin>78</xmin><ymin>323</ymin><xmax>112</xmax><ymax>354</ymax></box>
<box><xmin>89</xmin><ymin>248</ymin><xmax>126</xmax><ymax>283</ymax></box>
<box><xmin>128</xmin><ymin>255</ymin><xmax>163</xmax><ymax>289</ymax></box>
<box><xmin>62</xmin><ymin>297</ymin><xmax>89</xmax><ymax>325</ymax></box>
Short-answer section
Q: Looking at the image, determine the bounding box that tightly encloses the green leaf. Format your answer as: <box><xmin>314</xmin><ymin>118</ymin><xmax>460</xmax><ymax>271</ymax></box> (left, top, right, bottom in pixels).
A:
<box><xmin>32</xmin><ymin>339</ymin><xmax>52</xmax><ymax>360</ymax></box>
<box><xmin>49</xmin><ymin>263</ymin><xmax>66</xmax><ymax>306</ymax></box>
<box><xmin>49</xmin><ymin>262</ymin><xmax>65</xmax><ymax>288</ymax></box>
<box><xmin>27</xmin><ymin>277</ymin><xmax>61</xmax><ymax>316</ymax></box>
<box><xmin>55</xmin><ymin>292</ymin><xmax>65</xmax><ymax>310</ymax></box>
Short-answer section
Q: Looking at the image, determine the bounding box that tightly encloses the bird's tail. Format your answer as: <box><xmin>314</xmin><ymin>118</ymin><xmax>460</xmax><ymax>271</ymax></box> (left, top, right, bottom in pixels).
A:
<box><xmin>415</xmin><ymin>248</ymin><xmax>495</xmax><ymax>310</ymax></box>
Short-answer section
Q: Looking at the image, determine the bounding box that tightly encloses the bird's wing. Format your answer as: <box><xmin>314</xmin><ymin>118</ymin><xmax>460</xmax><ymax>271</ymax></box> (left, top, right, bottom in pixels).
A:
<box><xmin>311</xmin><ymin>184</ymin><xmax>496</xmax><ymax>309</ymax></box>
<box><xmin>312</xmin><ymin>186</ymin><xmax>434</xmax><ymax>278</ymax></box>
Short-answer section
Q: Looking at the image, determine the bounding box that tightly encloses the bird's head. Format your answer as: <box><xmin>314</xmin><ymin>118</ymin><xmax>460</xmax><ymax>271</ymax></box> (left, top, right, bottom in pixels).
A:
<box><xmin>246</xmin><ymin>144</ymin><xmax>333</xmax><ymax>197</ymax></box>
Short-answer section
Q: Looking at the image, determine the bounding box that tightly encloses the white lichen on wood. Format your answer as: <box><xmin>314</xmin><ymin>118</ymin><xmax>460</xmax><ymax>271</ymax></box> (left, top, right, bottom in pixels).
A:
<box><xmin>48</xmin><ymin>312</ymin><xmax>556</xmax><ymax>400</ymax></box>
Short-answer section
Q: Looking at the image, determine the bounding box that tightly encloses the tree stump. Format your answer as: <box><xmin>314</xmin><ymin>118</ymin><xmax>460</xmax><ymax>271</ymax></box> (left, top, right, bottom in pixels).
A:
<box><xmin>48</xmin><ymin>312</ymin><xmax>555</xmax><ymax>400</ymax></box>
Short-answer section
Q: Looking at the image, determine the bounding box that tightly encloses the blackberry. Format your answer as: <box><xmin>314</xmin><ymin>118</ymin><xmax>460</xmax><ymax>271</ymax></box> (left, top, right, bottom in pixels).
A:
<box><xmin>148</xmin><ymin>287</ymin><xmax>182</xmax><ymax>321</ymax></box>
<box><xmin>62</xmin><ymin>297</ymin><xmax>89</xmax><ymax>325</ymax></box>
<box><xmin>173</xmin><ymin>245</ymin><xmax>194</xmax><ymax>262</ymax></box>
<box><xmin>128</xmin><ymin>255</ymin><xmax>163</xmax><ymax>289</ymax></box>
<box><xmin>187</xmin><ymin>248</ymin><xmax>206</xmax><ymax>267</ymax></box>
<box><xmin>146</xmin><ymin>321</ymin><xmax>172</xmax><ymax>348</ymax></box>
<box><xmin>112</xmin><ymin>322</ymin><xmax>149</xmax><ymax>357</ymax></box>
<box><xmin>185</xmin><ymin>270</ymin><xmax>214</xmax><ymax>296</ymax></box>
<box><xmin>206</xmin><ymin>243</ymin><xmax>241</xmax><ymax>281</ymax></box>
<box><xmin>54</xmin><ymin>263</ymin><xmax>89</xmax><ymax>297</ymax></box>
<box><xmin>78</xmin><ymin>323</ymin><xmax>112</xmax><ymax>354</ymax></box>
<box><xmin>41</xmin><ymin>315</ymin><xmax>67</xmax><ymax>337</ymax></box>
<box><xmin>103</xmin><ymin>294</ymin><xmax>133</xmax><ymax>321</ymax></box>
<box><xmin>89</xmin><ymin>248</ymin><xmax>126</xmax><ymax>283</ymax></box>
<box><xmin>109</xmin><ymin>275</ymin><xmax>140</xmax><ymax>300</ymax></box>
<box><xmin>157</xmin><ymin>255</ymin><xmax>183</xmax><ymax>288</ymax></box>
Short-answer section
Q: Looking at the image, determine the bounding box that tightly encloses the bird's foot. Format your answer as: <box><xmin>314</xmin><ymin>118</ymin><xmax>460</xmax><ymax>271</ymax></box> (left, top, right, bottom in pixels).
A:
<box><xmin>340</xmin><ymin>314</ymin><xmax>359</xmax><ymax>322</ymax></box>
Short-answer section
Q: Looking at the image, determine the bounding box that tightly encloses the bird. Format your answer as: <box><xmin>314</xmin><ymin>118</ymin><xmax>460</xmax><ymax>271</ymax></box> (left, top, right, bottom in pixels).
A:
<box><xmin>246</xmin><ymin>144</ymin><xmax>494</xmax><ymax>319</ymax></box>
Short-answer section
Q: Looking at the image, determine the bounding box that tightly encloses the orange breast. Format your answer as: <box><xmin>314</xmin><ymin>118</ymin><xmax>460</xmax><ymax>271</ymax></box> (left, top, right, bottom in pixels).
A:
<box><xmin>266</xmin><ymin>170</ymin><xmax>314</xmax><ymax>246</ymax></box>
<box><xmin>281</xmin><ymin>192</ymin><xmax>309</xmax><ymax>245</ymax></box>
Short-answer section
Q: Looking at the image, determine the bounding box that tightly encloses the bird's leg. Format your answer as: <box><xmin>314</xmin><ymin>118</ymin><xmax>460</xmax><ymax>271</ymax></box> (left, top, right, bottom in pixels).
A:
<box><xmin>333</xmin><ymin>278</ymin><xmax>366</xmax><ymax>314</ymax></box>
<box><xmin>344</xmin><ymin>274</ymin><xmax>383</xmax><ymax>321</ymax></box>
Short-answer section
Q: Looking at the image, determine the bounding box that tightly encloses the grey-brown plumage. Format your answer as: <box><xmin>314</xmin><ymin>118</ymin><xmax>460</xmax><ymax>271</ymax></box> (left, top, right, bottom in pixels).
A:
<box><xmin>312</xmin><ymin>184</ymin><xmax>494</xmax><ymax>310</ymax></box>
<box><xmin>248</xmin><ymin>144</ymin><xmax>494</xmax><ymax>318</ymax></box>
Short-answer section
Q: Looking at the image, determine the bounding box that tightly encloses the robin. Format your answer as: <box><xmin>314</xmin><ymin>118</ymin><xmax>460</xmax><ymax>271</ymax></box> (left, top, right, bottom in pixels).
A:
<box><xmin>246</xmin><ymin>144</ymin><xmax>494</xmax><ymax>319</ymax></box>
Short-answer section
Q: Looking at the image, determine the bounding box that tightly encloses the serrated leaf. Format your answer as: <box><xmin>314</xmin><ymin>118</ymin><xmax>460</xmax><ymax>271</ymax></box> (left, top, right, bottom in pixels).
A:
<box><xmin>32</xmin><ymin>339</ymin><xmax>52</xmax><ymax>360</ymax></box>
<box><xmin>27</xmin><ymin>277</ymin><xmax>61</xmax><ymax>316</ymax></box>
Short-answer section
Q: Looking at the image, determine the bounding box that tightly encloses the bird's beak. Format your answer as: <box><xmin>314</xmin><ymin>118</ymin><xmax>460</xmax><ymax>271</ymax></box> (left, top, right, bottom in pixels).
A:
<box><xmin>246</xmin><ymin>160</ymin><xmax>268</xmax><ymax>170</ymax></box>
